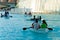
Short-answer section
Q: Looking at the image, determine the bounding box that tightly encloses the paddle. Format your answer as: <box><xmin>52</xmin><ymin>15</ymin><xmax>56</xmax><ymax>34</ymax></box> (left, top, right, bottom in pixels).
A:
<box><xmin>10</xmin><ymin>16</ymin><xmax>13</xmax><ymax>17</ymax></box>
<box><xmin>48</xmin><ymin>28</ymin><xmax>53</xmax><ymax>30</ymax></box>
<box><xmin>23</xmin><ymin>27</ymin><xmax>32</xmax><ymax>30</ymax></box>
<box><xmin>23</xmin><ymin>27</ymin><xmax>53</xmax><ymax>30</ymax></box>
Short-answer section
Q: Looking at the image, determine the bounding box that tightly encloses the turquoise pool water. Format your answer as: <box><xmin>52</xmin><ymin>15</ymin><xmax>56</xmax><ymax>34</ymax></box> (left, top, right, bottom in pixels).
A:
<box><xmin>0</xmin><ymin>13</ymin><xmax>60</xmax><ymax>40</ymax></box>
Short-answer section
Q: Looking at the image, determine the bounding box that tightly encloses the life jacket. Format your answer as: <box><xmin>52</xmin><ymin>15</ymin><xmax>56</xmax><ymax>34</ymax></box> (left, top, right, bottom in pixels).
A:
<box><xmin>41</xmin><ymin>23</ymin><xmax>47</xmax><ymax>28</ymax></box>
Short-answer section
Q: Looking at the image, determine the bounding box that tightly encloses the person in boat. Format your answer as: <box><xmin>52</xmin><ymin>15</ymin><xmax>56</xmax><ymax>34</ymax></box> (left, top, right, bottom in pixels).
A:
<box><xmin>1</xmin><ymin>13</ymin><xmax>3</xmax><ymax>17</ymax></box>
<box><xmin>31</xmin><ymin>15</ymin><xmax>36</xmax><ymax>20</ymax></box>
<box><xmin>37</xmin><ymin>16</ymin><xmax>41</xmax><ymax>20</ymax></box>
<box><xmin>41</xmin><ymin>20</ymin><xmax>48</xmax><ymax>28</ymax></box>
<box><xmin>4</xmin><ymin>11</ymin><xmax>9</xmax><ymax>17</ymax></box>
<box><xmin>28</xmin><ymin>12</ymin><xmax>32</xmax><ymax>15</ymax></box>
<box><xmin>23</xmin><ymin>19</ymin><xmax>53</xmax><ymax>30</ymax></box>
<box><xmin>33</xmin><ymin>15</ymin><xmax>36</xmax><ymax>19</ymax></box>
<box><xmin>31</xmin><ymin>19</ymin><xmax>40</xmax><ymax>30</ymax></box>
<box><xmin>4</xmin><ymin>11</ymin><xmax>12</xmax><ymax>18</ymax></box>
<box><xmin>39</xmin><ymin>16</ymin><xmax>41</xmax><ymax>20</ymax></box>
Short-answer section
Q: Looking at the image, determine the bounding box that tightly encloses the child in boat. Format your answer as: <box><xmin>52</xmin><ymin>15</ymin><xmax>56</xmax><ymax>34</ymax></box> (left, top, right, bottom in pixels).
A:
<box><xmin>32</xmin><ymin>19</ymin><xmax>40</xmax><ymax>30</ymax></box>
<box><xmin>41</xmin><ymin>20</ymin><xmax>48</xmax><ymax>28</ymax></box>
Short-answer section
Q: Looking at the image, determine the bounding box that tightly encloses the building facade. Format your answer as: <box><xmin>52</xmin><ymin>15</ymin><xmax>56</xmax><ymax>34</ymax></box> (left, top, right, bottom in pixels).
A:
<box><xmin>17</xmin><ymin>0</ymin><xmax>60</xmax><ymax>13</ymax></box>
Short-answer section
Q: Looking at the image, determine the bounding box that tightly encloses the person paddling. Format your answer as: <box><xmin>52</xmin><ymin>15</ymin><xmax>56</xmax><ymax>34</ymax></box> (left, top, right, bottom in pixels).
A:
<box><xmin>32</xmin><ymin>15</ymin><xmax>36</xmax><ymax>19</ymax></box>
<box><xmin>41</xmin><ymin>20</ymin><xmax>48</xmax><ymax>28</ymax></box>
<box><xmin>1</xmin><ymin>13</ymin><xmax>3</xmax><ymax>17</ymax></box>
<box><xmin>32</xmin><ymin>19</ymin><xmax>40</xmax><ymax>30</ymax></box>
<box><xmin>33</xmin><ymin>15</ymin><xmax>36</xmax><ymax>19</ymax></box>
<box><xmin>37</xmin><ymin>16</ymin><xmax>41</xmax><ymax>20</ymax></box>
<box><xmin>39</xmin><ymin>16</ymin><xmax>41</xmax><ymax>20</ymax></box>
<box><xmin>41</xmin><ymin>19</ymin><xmax>53</xmax><ymax>30</ymax></box>
<box><xmin>23</xmin><ymin>19</ymin><xmax>53</xmax><ymax>30</ymax></box>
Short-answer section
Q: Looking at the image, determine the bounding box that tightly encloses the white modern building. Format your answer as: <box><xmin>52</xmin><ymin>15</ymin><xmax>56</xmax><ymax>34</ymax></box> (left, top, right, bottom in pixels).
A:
<box><xmin>16</xmin><ymin>0</ymin><xmax>60</xmax><ymax>13</ymax></box>
<box><xmin>0</xmin><ymin>0</ymin><xmax>60</xmax><ymax>13</ymax></box>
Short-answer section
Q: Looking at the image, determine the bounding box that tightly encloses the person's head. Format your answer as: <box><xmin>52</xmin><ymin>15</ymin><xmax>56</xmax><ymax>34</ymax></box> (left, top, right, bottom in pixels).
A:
<box><xmin>42</xmin><ymin>20</ymin><xmax>47</xmax><ymax>26</ymax></box>
<box><xmin>34</xmin><ymin>15</ymin><xmax>35</xmax><ymax>18</ymax></box>
<box><xmin>35</xmin><ymin>19</ymin><xmax>38</xmax><ymax>23</ymax></box>
<box><xmin>42</xmin><ymin>20</ymin><xmax>46</xmax><ymax>23</ymax></box>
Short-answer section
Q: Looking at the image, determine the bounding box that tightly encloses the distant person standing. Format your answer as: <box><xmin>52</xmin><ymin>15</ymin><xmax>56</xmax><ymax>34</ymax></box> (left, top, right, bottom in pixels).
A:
<box><xmin>32</xmin><ymin>15</ymin><xmax>36</xmax><ymax>19</ymax></box>
<box><xmin>39</xmin><ymin>16</ymin><xmax>41</xmax><ymax>20</ymax></box>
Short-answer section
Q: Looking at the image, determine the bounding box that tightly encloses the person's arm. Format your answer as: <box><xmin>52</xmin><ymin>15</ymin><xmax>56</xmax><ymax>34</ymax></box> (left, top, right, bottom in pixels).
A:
<box><xmin>44</xmin><ymin>21</ymin><xmax>48</xmax><ymax>28</ymax></box>
<box><xmin>38</xmin><ymin>24</ymin><xmax>41</xmax><ymax>29</ymax></box>
<box><xmin>32</xmin><ymin>23</ymin><xmax>34</xmax><ymax>28</ymax></box>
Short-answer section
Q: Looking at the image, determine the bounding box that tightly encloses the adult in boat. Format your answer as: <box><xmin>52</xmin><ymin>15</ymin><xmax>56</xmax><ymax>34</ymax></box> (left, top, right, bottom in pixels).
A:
<box><xmin>1</xmin><ymin>13</ymin><xmax>3</xmax><ymax>17</ymax></box>
<box><xmin>28</xmin><ymin>12</ymin><xmax>32</xmax><ymax>15</ymax></box>
<box><xmin>39</xmin><ymin>16</ymin><xmax>41</xmax><ymax>20</ymax></box>
<box><xmin>33</xmin><ymin>15</ymin><xmax>36</xmax><ymax>19</ymax></box>
<box><xmin>0</xmin><ymin>11</ymin><xmax>9</xmax><ymax>17</ymax></box>
<box><xmin>32</xmin><ymin>19</ymin><xmax>40</xmax><ymax>30</ymax></box>
<box><xmin>40</xmin><ymin>19</ymin><xmax>53</xmax><ymax>30</ymax></box>
<box><xmin>41</xmin><ymin>20</ymin><xmax>48</xmax><ymax>28</ymax></box>
<box><xmin>30</xmin><ymin>16</ymin><xmax>42</xmax><ymax>21</ymax></box>
<box><xmin>3</xmin><ymin>11</ymin><xmax>12</xmax><ymax>18</ymax></box>
<box><xmin>30</xmin><ymin>15</ymin><xmax>36</xmax><ymax>20</ymax></box>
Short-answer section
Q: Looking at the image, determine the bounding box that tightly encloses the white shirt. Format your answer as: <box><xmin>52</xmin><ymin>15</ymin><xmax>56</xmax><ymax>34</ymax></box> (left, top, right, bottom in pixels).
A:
<box><xmin>33</xmin><ymin>22</ymin><xmax>40</xmax><ymax>30</ymax></box>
